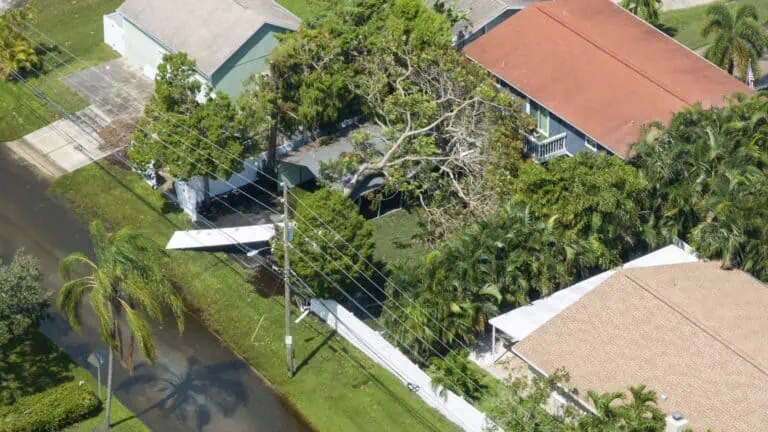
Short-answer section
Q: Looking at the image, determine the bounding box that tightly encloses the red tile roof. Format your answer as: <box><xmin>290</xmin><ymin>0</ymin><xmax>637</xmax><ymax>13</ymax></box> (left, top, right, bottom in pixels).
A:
<box><xmin>464</xmin><ymin>0</ymin><xmax>751</xmax><ymax>158</ymax></box>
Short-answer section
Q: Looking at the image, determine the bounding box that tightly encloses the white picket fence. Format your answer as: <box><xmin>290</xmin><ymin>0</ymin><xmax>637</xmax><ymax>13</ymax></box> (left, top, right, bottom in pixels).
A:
<box><xmin>310</xmin><ymin>299</ymin><xmax>500</xmax><ymax>432</ymax></box>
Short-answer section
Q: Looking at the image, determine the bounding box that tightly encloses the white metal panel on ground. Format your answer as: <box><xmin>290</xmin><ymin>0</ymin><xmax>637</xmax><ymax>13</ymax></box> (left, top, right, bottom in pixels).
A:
<box><xmin>165</xmin><ymin>223</ymin><xmax>281</xmax><ymax>250</ymax></box>
<box><xmin>489</xmin><ymin>245</ymin><xmax>698</xmax><ymax>341</ymax></box>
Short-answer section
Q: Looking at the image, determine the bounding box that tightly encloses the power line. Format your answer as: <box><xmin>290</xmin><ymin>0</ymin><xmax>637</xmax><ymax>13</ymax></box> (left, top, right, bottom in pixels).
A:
<box><xmin>9</xmin><ymin>25</ymin><xmax>514</xmax><ymax>420</ymax></box>
<box><xmin>8</xmin><ymin>66</ymin><xmax>483</xmax><ymax>402</ymax></box>
<box><xmin>13</xmin><ymin>20</ymin><xmax>479</xmax><ymax>360</ymax></box>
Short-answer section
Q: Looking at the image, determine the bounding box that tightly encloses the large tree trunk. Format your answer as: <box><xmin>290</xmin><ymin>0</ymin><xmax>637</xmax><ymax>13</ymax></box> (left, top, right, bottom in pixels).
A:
<box><xmin>728</xmin><ymin>60</ymin><xmax>735</xmax><ymax>76</ymax></box>
<box><xmin>104</xmin><ymin>348</ymin><xmax>114</xmax><ymax>431</ymax></box>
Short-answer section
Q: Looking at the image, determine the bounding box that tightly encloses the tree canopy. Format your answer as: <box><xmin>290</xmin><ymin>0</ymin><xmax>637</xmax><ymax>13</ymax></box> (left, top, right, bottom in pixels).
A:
<box><xmin>271</xmin><ymin>188</ymin><xmax>376</xmax><ymax>299</ymax></box>
<box><xmin>634</xmin><ymin>94</ymin><xmax>768</xmax><ymax>279</ymax></box>
<box><xmin>513</xmin><ymin>152</ymin><xmax>655</xmax><ymax>267</ymax></box>
<box><xmin>0</xmin><ymin>250</ymin><xmax>45</xmax><ymax>347</ymax></box>
<box><xmin>242</xmin><ymin>0</ymin><xmax>532</xmax><ymax>239</ymax></box>
<box><xmin>701</xmin><ymin>3</ymin><xmax>767</xmax><ymax>80</ymax></box>
<box><xmin>0</xmin><ymin>7</ymin><xmax>40</xmax><ymax>81</ymax></box>
<box><xmin>129</xmin><ymin>53</ymin><xmax>247</xmax><ymax>186</ymax></box>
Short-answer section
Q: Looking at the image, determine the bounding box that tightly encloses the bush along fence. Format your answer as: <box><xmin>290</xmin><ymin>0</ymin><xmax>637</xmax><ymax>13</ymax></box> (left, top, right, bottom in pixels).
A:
<box><xmin>310</xmin><ymin>299</ymin><xmax>499</xmax><ymax>432</ymax></box>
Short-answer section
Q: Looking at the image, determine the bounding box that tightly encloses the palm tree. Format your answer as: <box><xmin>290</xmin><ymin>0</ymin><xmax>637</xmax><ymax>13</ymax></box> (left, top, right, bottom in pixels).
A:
<box><xmin>0</xmin><ymin>7</ymin><xmax>40</xmax><ymax>80</ymax></box>
<box><xmin>621</xmin><ymin>0</ymin><xmax>662</xmax><ymax>24</ymax></box>
<box><xmin>701</xmin><ymin>3</ymin><xmax>767</xmax><ymax>80</ymax></box>
<box><xmin>576</xmin><ymin>390</ymin><xmax>624</xmax><ymax>432</ymax></box>
<box><xmin>58</xmin><ymin>221</ymin><xmax>185</xmax><ymax>431</ymax></box>
<box><xmin>617</xmin><ymin>385</ymin><xmax>665</xmax><ymax>432</ymax></box>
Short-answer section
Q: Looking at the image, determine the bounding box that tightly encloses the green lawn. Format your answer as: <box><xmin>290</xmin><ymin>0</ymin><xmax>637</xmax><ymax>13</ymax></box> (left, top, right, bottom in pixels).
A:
<box><xmin>0</xmin><ymin>0</ymin><xmax>122</xmax><ymax>141</ymax></box>
<box><xmin>0</xmin><ymin>331</ymin><xmax>147</xmax><ymax>432</ymax></box>
<box><xmin>660</xmin><ymin>0</ymin><xmax>768</xmax><ymax>50</ymax></box>
<box><xmin>371</xmin><ymin>209</ymin><xmax>430</xmax><ymax>265</ymax></box>
<box><xmin>51</xmin><ymin>162</ymin><xmax>459</xmax><ymax>432</ymax></box>
<box><xmin>277</xmin><ymin>0</ymin><xmax>328</xmax><ymax>20</ymax></box>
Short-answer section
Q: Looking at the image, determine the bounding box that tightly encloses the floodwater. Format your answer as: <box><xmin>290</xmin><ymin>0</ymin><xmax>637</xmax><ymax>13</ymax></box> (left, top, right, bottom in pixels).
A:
<box><xmin>0</xmin><ymin>147</ymin><xmax>313</xmax><ymax>432</ymax></box>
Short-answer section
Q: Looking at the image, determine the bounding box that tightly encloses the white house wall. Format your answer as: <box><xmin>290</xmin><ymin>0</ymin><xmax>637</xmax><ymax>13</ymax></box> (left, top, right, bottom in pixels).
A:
<box><xmin>103</xmin><ymin>13</ymin><xmax>125</xmax><ymax>55</ymax></box>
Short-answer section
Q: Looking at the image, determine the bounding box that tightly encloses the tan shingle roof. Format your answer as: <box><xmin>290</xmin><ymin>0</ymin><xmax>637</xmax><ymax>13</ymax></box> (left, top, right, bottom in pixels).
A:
<box><xmin>119</xmin><ymin>0</ymin><xmax>301</xmax><ymax>76</ymax></box>
<box><xmin>514</xmin><ymin>262</ymin><xmax>768</xmax><ymax>431</ymax></box>
<box><xmin>464</xmin><ymin>0</ymin><xmax>751</xmax><ymax>158</ymax></box>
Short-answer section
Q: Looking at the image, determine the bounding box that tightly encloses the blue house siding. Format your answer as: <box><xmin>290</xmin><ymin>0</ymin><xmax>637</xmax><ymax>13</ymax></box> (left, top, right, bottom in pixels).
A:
<box><xmin>457</xmin><ymin>9</ymin><xmax>523</xmax><ymax>47</ymax></box>
<box><xmin>496</xmin><ymin>78</ymin><xmax>616</xmax><ymax>158</ymax></box>
<box><xmin>211</xmin><ymin>24</ymin><xmax>288</xmax><ymax>98</ymax></box>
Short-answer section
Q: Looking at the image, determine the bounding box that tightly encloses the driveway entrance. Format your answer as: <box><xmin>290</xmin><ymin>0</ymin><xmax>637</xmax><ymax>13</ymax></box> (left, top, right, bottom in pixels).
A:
<box><xmin>4</xmin><ymin>59</ymin><xmax>153</xmax><ymax>177</ymax></box>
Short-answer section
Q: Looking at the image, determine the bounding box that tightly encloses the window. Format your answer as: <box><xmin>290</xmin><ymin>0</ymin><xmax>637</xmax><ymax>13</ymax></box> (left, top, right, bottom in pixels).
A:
<box><xmin>585</xmin><ymin>137</ymin><xmax>598</xmax><ymax>152</ymax></box>
<box><xmin>531</xmin><ymin>104</ymin><xmax>550</xmax><ymax>137</ymax></box>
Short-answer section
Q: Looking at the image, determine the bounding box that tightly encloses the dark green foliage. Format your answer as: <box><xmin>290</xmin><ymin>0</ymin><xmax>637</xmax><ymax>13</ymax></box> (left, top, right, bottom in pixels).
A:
<box><xmin>621</xmin><ymin>0</ymin><xmax>662</xmax><ymax>23</ymax></box>
<box><xmin>701</xmin><ymin>3</ymin><xmax>767</xmax><ymax>80</ymax></box>
<box><xmin>384</xmin><ymin>204</ymin><xmax>601</xmax><ymax>360</ymax></box>
<box><xmin>513</xmin><ymin>152</ymin><xmax>655</xmax><ymax>267</ymax></box>
<box><xmin>426</xmin><ymin>351</ymin><xmax>485</xmax><ymax>401</ymax></box>
<box><xmin>272</xmin><ymin>188</ymin><xmax>375</xmax><ymax>298</ymax></box>
<box><xmin>129</xmin><ymin>53</ymin><xmax>247</xmax><ymax>182</ymax></box>
<box><xmin>0</xmin><ymin>380</ymin><xmax>100</xmax><ymax>432</ymax></box>
<box><xmin>0</xmin><ymin>250</ymin><xmax>45</xmax><ymax>347</ymax></box>
<box><xmin>0</xmin><ymin>7</ymin><xmax>40</xmax><ymax>81</ymax></box>
<box><xmin>634</xmin><ymin>94</ymin><xmax>768</xmax><ymax>279</ymax></box>
<box><xmin>485</xmin><ymin>372</ymin><xmax>666</xmax><ymax>432</ymax></box>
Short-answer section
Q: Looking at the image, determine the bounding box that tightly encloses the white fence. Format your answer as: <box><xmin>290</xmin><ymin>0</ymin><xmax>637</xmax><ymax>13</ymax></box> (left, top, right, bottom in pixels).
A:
<box><xmin>310</xmin><ymin>299</ymin><xmax>500</xmax><ymax>432</ymax></box>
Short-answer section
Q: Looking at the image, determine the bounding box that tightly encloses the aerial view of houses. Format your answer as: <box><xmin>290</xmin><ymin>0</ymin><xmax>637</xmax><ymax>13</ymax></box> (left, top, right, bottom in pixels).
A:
<box><xmin>0</xmin><ymin>0</ymin><xmax>766</xmax><ymax>431</ymax></box>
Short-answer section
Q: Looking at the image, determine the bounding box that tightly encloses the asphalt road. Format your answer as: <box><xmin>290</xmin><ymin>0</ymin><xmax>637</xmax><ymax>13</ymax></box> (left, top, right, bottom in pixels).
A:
<box><xmin>0</xmin><ymin>147</ymin><xmax>313</xmax><ymax>432</ymax></box>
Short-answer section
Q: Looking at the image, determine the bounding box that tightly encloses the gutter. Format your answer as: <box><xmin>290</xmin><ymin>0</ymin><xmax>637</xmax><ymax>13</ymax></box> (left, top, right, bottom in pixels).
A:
<box><xmin>510</xmin><ymin>347</ymin><xmax>599</xmax><ymax>416</ymax></box>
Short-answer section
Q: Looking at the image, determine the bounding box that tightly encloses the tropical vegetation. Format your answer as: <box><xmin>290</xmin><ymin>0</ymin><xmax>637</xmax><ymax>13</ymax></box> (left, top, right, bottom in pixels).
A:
<box><xmin>634</xmin><ymin>93</ymin><xmax>768</xmax><ymax>279</ymax></box>
<box><xmin>272</xmin><ymin>187</ymin><xmax>376</xmax><ymax>298</ymax></box>
<box><xmin>621</xmin><ymin>0</ymin><xmax>662</xmax><ymax>24</ymax></box>
<box><xmin>57</xmin><ymin>220</ymin><xmax>185</xmax><ymax>431</ymax></box>
<box><xmin>700</xmin><ymin>3</ymin><xmax>767</xmax><ymax>80</ymax></box>
<box><xmin>0</xmin><ymin>7</ymin><xmax>40</xmax><ymax>81</ymax></box>
<box><xmin>484</xmin><ymin>371</ymin><xmax>666</xmax><ymax>432</ymax></box>
<box><xmin>1</xmin><ymin>331</ymin><xmax>146</xmax><ymax>431</ymax></box>
<box><xmin>0</xmin><ymin>250</ymin><xmax>45</xmax><ymax>348</ymax></box>
<box><xmin>129</xmin><ymin>53</ymin><xmax>248</xmax><ymax>199</ymax></box>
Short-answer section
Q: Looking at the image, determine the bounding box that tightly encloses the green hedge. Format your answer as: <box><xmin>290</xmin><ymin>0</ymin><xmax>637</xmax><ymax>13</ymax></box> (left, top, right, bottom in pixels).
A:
<box><xmin>0</xmin><ymin>381</ymin><xmax>101</xmax><ymax>432</ymax></box>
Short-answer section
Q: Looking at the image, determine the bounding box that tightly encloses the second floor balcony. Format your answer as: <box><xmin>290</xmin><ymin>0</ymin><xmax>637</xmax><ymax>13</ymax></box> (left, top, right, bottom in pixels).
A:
<box><xmin>524</xmin><ymin>132</ymin><xmax>569</xmax><ymax>163</ymax></box>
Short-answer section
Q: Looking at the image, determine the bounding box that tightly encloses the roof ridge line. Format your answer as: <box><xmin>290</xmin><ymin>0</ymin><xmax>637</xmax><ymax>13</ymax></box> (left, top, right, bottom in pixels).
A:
<box><xmin>622</xmin><ymin>271</ymin><xmax>768</xmax><ymax>380</ymax></box>
<box><xmin>532</xmin><ymin>3</ymin><xmax>694</xmax><ymax>106</ymax></box>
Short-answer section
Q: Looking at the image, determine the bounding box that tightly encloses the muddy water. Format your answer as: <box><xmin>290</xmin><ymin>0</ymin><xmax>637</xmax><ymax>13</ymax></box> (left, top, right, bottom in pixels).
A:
<box><xmin>0</xmin><ymin>148</ymin><xmax>313</xmax><ymax>432</ymax></box>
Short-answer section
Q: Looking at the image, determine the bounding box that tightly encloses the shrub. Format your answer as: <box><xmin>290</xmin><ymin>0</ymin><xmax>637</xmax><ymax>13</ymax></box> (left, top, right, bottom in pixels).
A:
<box><xmin>0</xmin><ymin>381</ymin><xmax>101</xmax><ymax>432</ymax></box>
<box><xmin>272</xmin><ymin>187</ymin><xmax>375</xmax><ymax>299</ymax></box>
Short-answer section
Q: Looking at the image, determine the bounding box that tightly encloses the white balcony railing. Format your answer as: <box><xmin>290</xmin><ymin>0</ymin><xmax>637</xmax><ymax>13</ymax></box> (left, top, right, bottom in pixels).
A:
<box><xmin>524</xmin><ymin>132</ymin><xmax>569</xmax><ymax>163</ymax></box>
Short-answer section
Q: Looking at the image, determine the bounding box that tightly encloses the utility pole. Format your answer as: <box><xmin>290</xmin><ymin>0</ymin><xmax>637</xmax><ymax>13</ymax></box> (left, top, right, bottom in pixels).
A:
<box><xmin>282</xmin><ymin>182</ymin><xmax>295</xmax><ymax>377</ymax></box>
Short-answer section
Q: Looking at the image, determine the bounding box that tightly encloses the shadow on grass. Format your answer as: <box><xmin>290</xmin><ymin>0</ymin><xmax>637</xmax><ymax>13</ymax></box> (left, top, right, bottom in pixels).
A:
<box><xmin>0</xmin><ymin>331</ymin><xmax>75</xmax><ymax>405</ymax></box>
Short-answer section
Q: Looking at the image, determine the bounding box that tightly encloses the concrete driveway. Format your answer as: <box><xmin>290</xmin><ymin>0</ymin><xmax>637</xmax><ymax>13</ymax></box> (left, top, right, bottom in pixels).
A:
<box><xmin>5</xmin><ymin>59</ymin><xmax>152</xmax><ymax>177</ymax></box>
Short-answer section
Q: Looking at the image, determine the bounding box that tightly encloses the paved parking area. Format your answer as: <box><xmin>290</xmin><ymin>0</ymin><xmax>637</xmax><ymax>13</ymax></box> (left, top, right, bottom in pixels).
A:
<box><xmin>5</xmin><ymin>59</ymin><xmax>153</xmax><ymax>177</ymax></box>
<box><xmin>63</xmin><ymin>58</ymin><xmax>153</xmax><ymax>120</ymax></box>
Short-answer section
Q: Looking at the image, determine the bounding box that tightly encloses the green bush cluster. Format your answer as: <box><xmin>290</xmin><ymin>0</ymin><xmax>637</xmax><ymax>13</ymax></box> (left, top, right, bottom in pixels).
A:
<box><xmin>0</xmin><ymin>381</ymin><xmax>101</xmax><ymax>432</ymax></box>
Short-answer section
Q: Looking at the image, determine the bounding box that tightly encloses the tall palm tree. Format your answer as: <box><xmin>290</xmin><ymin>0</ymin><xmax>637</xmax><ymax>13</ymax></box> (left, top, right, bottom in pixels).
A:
<box><xmin>701</xmin><ymin>3</ymin><xmax>767</xmax><ymax>80</ymax></box>
<box><xmin>58</xmin><ymin>221</ymin><xmax>185</xmax><ymax>431</ymax></box>
<box><xmin>621</xmin><ymin>0</ymin><xmax>662</xmax><ymax>24</ymax></box>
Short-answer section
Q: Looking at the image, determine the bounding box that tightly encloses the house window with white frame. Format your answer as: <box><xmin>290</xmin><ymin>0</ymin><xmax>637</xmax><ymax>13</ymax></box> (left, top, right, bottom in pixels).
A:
<box><xmin>530</xmin><ymin>104</ymin><xmax>550</xmax><ymax>137</ymax></box>
<box><xmin>585</xmin><ymin>136</ymin><xmax>598</xmax><ymax>152</ymax></box>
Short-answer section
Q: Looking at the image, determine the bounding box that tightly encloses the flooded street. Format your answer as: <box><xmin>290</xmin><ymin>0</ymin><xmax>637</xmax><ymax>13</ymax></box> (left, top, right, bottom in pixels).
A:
<box><xmin>0</xmin><ymin>147</ymin><xmax>312</xmax><ymax>432</ymax></box>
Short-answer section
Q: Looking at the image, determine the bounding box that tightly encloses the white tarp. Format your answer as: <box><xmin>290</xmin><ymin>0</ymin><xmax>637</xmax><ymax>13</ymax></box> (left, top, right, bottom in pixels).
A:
<box><xmin>489</xmin><ymin>244</ymin><xmax>699</xmax><ymax>342</ymax></box>
<box><xmin>165</xmin><ymin>223</ymin><xmax>281</xmax><ymax>250</ymax></box>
